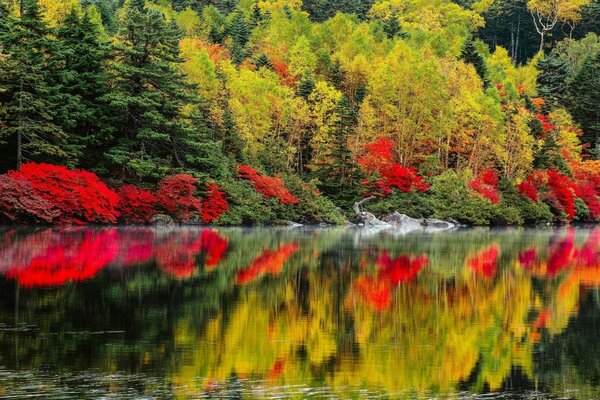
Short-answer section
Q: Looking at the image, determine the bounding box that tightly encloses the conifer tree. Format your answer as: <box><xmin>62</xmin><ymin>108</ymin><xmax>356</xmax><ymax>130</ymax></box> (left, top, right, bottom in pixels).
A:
<box><xmin>102</xmin><ymin>0</ymin><xmax>199</xmax><ymax>180</ymax></box>
<box><xmin>312</xmin><ymin>96</ymin><xmax>361</xmax><ymax>207</ymax></box>
<box><xmin>567</xmin><ymin>52</ymin><xmax>600</xmax><ymax>157</ymax></box>
<box><xmin>537</xmin><ymin>53</ymin><xmax>571</xmax><ymax>108</ymax></box>
<box><xmin>461</xmin><ymin>37</ymin><xmax>489</xmax><ymax>87</ymax></box>
<box><xmin>51</xmin><ymin>7</ymin><xmax>111</xmax><ymax>167</ymax></box>
<box><xmin>0</xmin><ymin>0</ymin><xmax>68</xmax><ymax>170</ymax></box>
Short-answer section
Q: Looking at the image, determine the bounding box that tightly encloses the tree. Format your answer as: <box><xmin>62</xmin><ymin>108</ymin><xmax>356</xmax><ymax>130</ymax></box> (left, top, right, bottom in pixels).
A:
<box><xmin>461</xmin><ymin>37</ymin><xmax>489</xmax><ymax>87</ymax></box>
<box><xmin>536</xmin><ymin>51</ymin><xmax>571</xmax><ymax>108</ymax></box>
<box><xmin>0</xmin><ymin>0</ymin><xmax>68</xmax><ymax>170</ymax></box>
<box><xmin>527</xmin><ymin>0</ymin><xmax>591</xmax><ymax>52</ymax></box>
<box><xmin>567</xmin><ymin>52</ymin><xmax>600</xmax><ymax>158</ymax></box>
<box><xmin>102</xmin><ymin>0</ymin><xmax>199</xmax><ymax>180</ymax></box>
<box><xmin>52</xmin><ymin>7</ymin><xmax>111</xmax><ymax>169</ymax></box>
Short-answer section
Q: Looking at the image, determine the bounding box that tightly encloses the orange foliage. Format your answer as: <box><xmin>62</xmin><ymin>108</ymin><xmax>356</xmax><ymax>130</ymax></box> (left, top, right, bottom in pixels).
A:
<box><xmin>236</xmin><ymin>243</ymin><xmax>299</xmax><ymax>284</ymax></box>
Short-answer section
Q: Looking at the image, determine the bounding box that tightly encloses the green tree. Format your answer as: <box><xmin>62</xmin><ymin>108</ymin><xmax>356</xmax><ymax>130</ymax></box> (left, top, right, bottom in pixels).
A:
<box><xmin>0</xmin><ymin>0</ymin><xmax>68</xmax><ymax>170</ymax></box>
<box><xmin>51</xmin><ymin>7</ymin><xmax>111</xmax><ymax>169</ymax></box>
<box><xmin>536</xmin><ymin>52</ymin><xmax>571</xmax><ymax>108</ymax></box>
<box><xmin>461</xmin><ymin>37</ymin><xmax>489</xmax><ymax>87</ymax></box>
<box><xmin>567</xmin><ymin>52</ymin><xmax>600</xmax><ymax>157</ymax></box>
<box><xmin>102</xmin><ymin>0</ymin><xmax>199</xmax><ymax>180</ymax></box>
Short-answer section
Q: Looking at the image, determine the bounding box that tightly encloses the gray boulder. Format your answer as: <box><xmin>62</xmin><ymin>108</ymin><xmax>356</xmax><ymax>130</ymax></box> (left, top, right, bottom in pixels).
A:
<box><xmin>151</xmin><ymin>214</ymin><xmax>175</xmax><ymax>226</ymax></box>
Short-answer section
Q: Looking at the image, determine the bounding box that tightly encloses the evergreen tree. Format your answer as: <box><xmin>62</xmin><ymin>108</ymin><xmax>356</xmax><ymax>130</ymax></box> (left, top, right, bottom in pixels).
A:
<box><xmin>461</xmin><ymin>37</ymin><xmax>489</xmax><ymax>87</ymax></box>
<box><xmin>102</xmin><ymin>0</ymin><xmax>200</xmax><ymax>180</ymax></box>
<box><xmin>298</xmin><ymin>76</ymin><xmax>315</xmax><ymax>100</ymax></box>
<box><xmin>51</xmin><ymin>7</ymin><xmax>111</xmax><ymax>168</ymax></box>
<box><xmin>312</xmin><ymin>96</ymin><xmax>361</xmax><ymax>208</ymax></box>
<box><xmin>227</xmin><ymin>11</ymin><xmax>250</xmax><ymax>66</ymax></box>
<box><xmin>537</xmin><ymin>52</ymin><xmax>571</xmax><ymax>109</ymax></box>
<box><xmin>0</xmin><ymin>0</ymin><xmax>68</xmax><ymax>170</ymax></box>
<box><xmin>567</xmin><ymin>52</ymin><xmax>600</xmax><ymax>158</ymax></box>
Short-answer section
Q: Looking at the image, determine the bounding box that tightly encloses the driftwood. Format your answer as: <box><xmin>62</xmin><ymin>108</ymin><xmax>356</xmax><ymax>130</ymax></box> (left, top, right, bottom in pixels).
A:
<box><xmin>353</xmin><ymin>196</ymin><xmax>390</xmax><ymax>227</ymax></box>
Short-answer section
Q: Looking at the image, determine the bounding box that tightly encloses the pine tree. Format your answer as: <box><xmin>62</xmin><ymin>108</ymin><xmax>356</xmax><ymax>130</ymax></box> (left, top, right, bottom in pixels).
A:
<box><xmin>0</xmin><ymin>0</ymin><xmax>68</xmax><ymax>170</ymax></box>
<box><xmin>567</xmin><ymin>52</ymin><xmax>600</xmax><ymax>158</ymax></box>
<box><xmin>227</xmin><ymin>11</ymin><xmax>250</xmax><ymax>65</ymax></box>
<box><xmin>298</xmin><ymin>76</ymin><xmax>315</xmax><ymax>100</ymax></box>
<box><xmin>461</xmin><ymin>37</ymin><xmax>489</xmax><ymax>88</ymax></box>
<box><xmin>312</xmin><ymin>96</ymin><xmax>361</xmax><ymax>208</ymax></box>
<box><xmin>51</xmin><ymin>7</ymin><xmax>111</xmax><ymax>168</ymax></box>
<box><xmin>537</xmin><ymin>52</ymin><xmax>571</xmax><ymax>109</ymax></box>
<box><xmin>102</xmin><ymin>0</ymin><xmax>199</xmax><ymax>180</ymax></box>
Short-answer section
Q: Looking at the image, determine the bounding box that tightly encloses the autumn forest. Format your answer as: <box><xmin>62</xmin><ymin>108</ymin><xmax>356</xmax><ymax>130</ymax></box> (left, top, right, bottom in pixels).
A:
<box><xmin>1</xmin><ymin>0</ymin><xmax>600</xmax><ymax>225</ymax></box>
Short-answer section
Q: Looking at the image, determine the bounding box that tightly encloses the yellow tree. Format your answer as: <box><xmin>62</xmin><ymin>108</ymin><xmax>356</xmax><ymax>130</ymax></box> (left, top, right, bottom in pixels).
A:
<box><xmin>528</xmin><ymin>0</ymin><xmax>591</xmax><ymax>51</ymax></box>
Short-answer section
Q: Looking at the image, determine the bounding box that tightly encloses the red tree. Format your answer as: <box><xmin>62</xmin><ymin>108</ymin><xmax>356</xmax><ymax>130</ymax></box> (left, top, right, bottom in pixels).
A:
<box><xmin>547</xmin><ymin>170</ymin><xmax>577</xmax><ymax>220</ymax></box>
<box><xmin>238</xmin><ymin>165</ymin><xmax>300</xmax><ymax>204</ymax></box>
<box><xmin>117</xmin><ymin>185</ymin><xmax>157</xmax><ymax>224</ymax></box>
<box><xmin>577</xmin><ymin>181</ymin><xmax>600</xmax><ymax>220</ymax></box>
<box><xmin>517</xmin><ymin>180</ymin><xmax>539</xmax><ymax>202</ymax></box>
<box><xmin>202</xmin><ymin>184</ymin><xmax>229</xmax><ymax>223</ymax></box>
<box><xmin>156</xmin><ymin>174</ymin><xmax>202</xmax><ymax>220</ymax></box>
<box><xmin>358</xmin><ymin>137</ymin><xmax>429</xmax><ymax>196</ymax></box>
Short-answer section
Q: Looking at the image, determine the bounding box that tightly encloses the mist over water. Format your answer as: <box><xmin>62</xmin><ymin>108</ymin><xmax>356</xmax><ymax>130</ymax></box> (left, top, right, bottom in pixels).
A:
<box><xmin>0</xmin><ymin>226</ymin><xmax>599</xmax><ymax>399</ymax></box>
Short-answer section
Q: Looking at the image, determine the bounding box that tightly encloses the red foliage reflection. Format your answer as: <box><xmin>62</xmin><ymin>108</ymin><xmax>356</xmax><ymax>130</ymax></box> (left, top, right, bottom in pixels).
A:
<box><xmin>236</xmin><ymin>243</ymin><xmax>299</xmax><ymax>284</ymax></box>
<box><xmin>0</xmin><ymin>228</ymin><xmax>229</xmax><ymax>286</ymax></box>
<box><xmin>354</xmin><ymin>276</ymin><xmax>391</xmax><ymax>311</ymax></box>
<box><xmin>6</xmin><ymin>230</ymin><xmax>120</xmax><ymax>287</ymax></box>
<box><xmin>547</xmin><ymin>229</ymin><xmax>576</xmax><ymax>276</ymax></box>
<box><xmin>468</xmin><ymin>244</ymin><xmax>500</xmax><ymax>278</ymax></box>
<box><xmin>376</xmin><ymin>253</ymin><xmax>428</xmax><ymax>286</ymax></box>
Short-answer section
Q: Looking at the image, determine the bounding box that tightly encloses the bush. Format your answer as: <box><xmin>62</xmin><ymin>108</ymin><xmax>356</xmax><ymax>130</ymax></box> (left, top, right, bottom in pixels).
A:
<box><xmin>429</xmin><ymin>170</ymin><xmax>497</xmax><ymax>225</ymax></box>
<box><xmin>0</xmin><ymin>174</ymin><xmax>60</xmax><ymax>223</ymax></box>
<box><xmin>10</xmin><ymin>163</ymin><xmax>120</xmax><ymax>224</ymax></box>
<box><xmin>363</xmin><ymin>190</ymin><xmax>434</xmax><ymax>219</ymax></box>
<box><xmin>213</xmin><ymin>178</ymin><xmax>274</xmax><ymax>225</ymax></box>
<box><xmin>238</xmin><ymin>165</ymin><xmax>299</xmax><ymax>204</ymax></box>
<box><xmin>271</xmin><ymin>175</ymin><xmax>346</xmax><ymax>224</ymax></box>
<box><xmin>156</xmin><ymin>174</ymin><xmax>201</xmax><ymax>220</ymax></box>
<box><xmin>117</xmin><ymin>185</ymin><xmax>157</xmax><ymax>224</ymax></box>
<box><xmin>202</xmin><ymin>183</ymin><xmax>229</xmax><ymax>223</ymax></box>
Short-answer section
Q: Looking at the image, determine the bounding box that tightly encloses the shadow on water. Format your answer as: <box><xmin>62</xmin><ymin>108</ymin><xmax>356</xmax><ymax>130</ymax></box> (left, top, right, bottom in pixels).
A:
<box><xmin>0</xmin><ymin>226</ymin><xmax>599</xmax><ymax>399</ymax></box>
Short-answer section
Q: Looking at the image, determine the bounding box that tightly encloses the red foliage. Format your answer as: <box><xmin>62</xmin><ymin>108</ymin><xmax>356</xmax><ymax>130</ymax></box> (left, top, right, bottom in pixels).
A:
<box><xmin>156</xmin><ymin>174</ymin><xmax>202</xmax><ymax>220</ymax></box>
<box><xmin>238</xmin><ymin>165</ymin><xmax>300</xmax><ymax>204</ymax></box>
<box><xmin>547</xmin><ymin>170</ymin><xmax>577</xmax><ymax>220</ymax></box>
<box><xmin>376</xmin><ymin>253</ymin><xmax>428</xmax><ymax>286</ymax></box>
<box><xmin>0</xmin><ymin>174</ymin><xmax>60</xmax><ymax>223</ymax></box>
<box><xmin>536</xmin><ymin>114</ymin><xmax>555</xmax><ymax>132</ymax></box>
<box><xmin>9</xmin><ymin>163</ymin><xmax>120</xmax><ymax>224</ymax></box>
<box><xmin>576</xmin><ymin>181</ymin><xmax>600</xmax><ymax>220</ymax></box>
<box><xmin>200</xmin><ymin>229</ymin><xmax>228</xmax><ymax>268</ymax></box>
<box><xmin>572</xmin><ymin>160</ymin><xmax>600</xmax><ymax>191</ymax></box>
<box><xmin>517</xmin><ymin>180</ymin><xmax>539</xmax><ymax>202</ymax></box>
<box><xmin>236</xmin><ymin>243</ymin><xmax>299</xmax><ymax>284</ymax></box>
<box><xmin>202</xmin><ymin>184</ymin><xmax>229</xmax><ymax>223</ymax></box>
<box><xmin>267</xmin><ymin>359</ymin><xmax>287</xmax><ymax>380</ymax></box>
<box><xmin>468</xmin><ymin>170</ymin><xmax>501</xmax><ymax>204</ymax></box>
<box><xmin>272</xmin><ymin>57</ymin><xmax>296</xmax><ymax>86</ymax></box>
<box><xmin>358</xmin><ymin>137</ymin><xmax>429</xmax><ymax>196</ymax></box>
<box><xmin>353</xmin><ymin>276</ymin><xmax>391</xmax><ymax>311</ymax></box>
<box><xmin>468</xmin><ymin>244</ymin><xmax>500</xmax><ymax>278</ymax></box>
<box><xmin>117</xmin><ymin>185</ymin><xmax>156</xmax><ymax>224</ymax></box>
<box><xmin>6</xmin><ymin>229</ymin><xmax>120</xmax><ymax>287</ymax></box>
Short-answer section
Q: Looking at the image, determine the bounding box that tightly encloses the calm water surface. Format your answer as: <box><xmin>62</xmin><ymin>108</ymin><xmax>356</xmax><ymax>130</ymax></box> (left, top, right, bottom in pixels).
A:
<box><xmin>0</xmin><ymin>226</ymin><xmax>599</xmax><ymax>399</ymax></box>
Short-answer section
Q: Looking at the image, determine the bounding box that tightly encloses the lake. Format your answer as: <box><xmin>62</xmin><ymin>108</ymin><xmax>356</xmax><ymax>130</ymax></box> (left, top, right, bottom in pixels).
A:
<box><xmin>0</xmin><ymin>226</ymin><xmax>599</xmax><ymax>399</ymax></box>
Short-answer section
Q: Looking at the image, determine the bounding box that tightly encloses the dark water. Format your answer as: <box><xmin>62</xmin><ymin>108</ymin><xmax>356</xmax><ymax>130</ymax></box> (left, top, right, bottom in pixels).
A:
<box><xmin>0</xmin><ymin>226</ymin><xmax>599</xmax><ymax>399</ymax></box>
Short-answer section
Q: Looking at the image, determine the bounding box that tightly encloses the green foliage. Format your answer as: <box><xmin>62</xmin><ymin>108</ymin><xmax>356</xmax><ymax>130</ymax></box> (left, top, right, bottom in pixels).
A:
<box><xmin>429</xmin><ymin>170</ymin><xmax>497</xmax><ymax>225</ymax></box>
<box><xmin>364</xmin><ymin>191</ymin><xmax>434</xmax><ymax>219</ymax></box>
<box><xmin>213</xmin><ymin>177</ymin><xmax>274</xmax><ymax>225</ymax></box>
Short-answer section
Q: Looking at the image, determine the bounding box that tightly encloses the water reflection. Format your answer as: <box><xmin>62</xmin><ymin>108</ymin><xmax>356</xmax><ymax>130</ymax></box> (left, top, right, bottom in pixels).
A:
<box><xmin>0</xmin><ymin>226</ymin><xmax>599</xmax><ymax>398</ymax></box>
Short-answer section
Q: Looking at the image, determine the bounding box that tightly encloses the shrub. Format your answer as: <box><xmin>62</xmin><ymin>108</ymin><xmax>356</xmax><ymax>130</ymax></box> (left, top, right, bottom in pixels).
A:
<box><xmin>213</xmin><ymin>178</ymin><xmax>274</xmax><ymax>225</ymax></box>
<box><xmin>364</xmin><ymin>190</ymin><xmax>434</xmax><ymax>219</ymax></box>
<box><xmin>238</xmin><ymin>165</ymin><xmax>300</xmax><ymax>204</ymax></box>
<box><xmin>10</xmin><ymin>163</ymin><xmax>120</xmax><ymax>224</ymax></box>
<box><xmin>117</xmin><ymin>185</ymin><xmax>157</xmax><ymax>224</ymax></box>
<box><xmin>517</xmin><ymin>180</ymin><xmax>539</xmax><ymax>202</ymax></box>
<box><xmin>358</xmin><ymin>137</ymin><xmax>429</xmax><ymax>196</ymax></box>
<box><xmin>202</xmin><ymin>183</ymin><xmax>229</xmax><ymax>223</ymax></box>
<box><xmin>430</xmin><ymin>170</ymin><xmax>496</xmax><ymax>225</ymax></box>
<box><xmin>156</xmin><ymin>174</ymin><xmax>202</xmax><ymax>220</ymax></box>
<box><xmin>576</xmin><ymin>181</ymin><xmax>600</xmax><ymax>220</ymax></box>
<box><xmin>546</xmin><ymin>170</ymin><xmax>577</xmax><ymax>220</ymax></box>
<box><xmin>467</xmin><ymin>170</ymin><xmax>501</xmax><ymax>204</ymax></box>
<box><xmin>0</xmin><ymin>174</ymin><xmax>60</xmax><ymax>223</ymax></box>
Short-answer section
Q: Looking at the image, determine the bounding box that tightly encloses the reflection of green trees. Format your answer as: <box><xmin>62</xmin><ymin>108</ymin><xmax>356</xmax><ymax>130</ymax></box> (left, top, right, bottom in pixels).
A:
<box><xmin>0</xmin><ymin>227</ymin><xmax>599</xmax><ymax>398</ymax></box>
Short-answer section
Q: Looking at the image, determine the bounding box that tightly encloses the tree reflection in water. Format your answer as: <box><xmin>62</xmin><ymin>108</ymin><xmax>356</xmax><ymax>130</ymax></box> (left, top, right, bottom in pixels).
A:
<box><xmin>0</xmin><ymin>227</ymin><xmax>598</xmax><ymax>398</ymax></box>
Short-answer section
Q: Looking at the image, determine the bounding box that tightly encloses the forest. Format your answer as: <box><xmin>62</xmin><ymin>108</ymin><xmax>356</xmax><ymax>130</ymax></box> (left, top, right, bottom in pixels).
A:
<box><xmin>1</xmin><ymin>0</ymin><xmax>600</xmax><ymax>225</ymax></box>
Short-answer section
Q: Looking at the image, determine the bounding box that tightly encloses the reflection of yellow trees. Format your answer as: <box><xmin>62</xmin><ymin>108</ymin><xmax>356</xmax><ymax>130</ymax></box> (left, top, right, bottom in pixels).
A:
<box><xmin>340</xmin><ymin>269</ymin><xmax>534</xmax><ymax>394</ymax></box>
